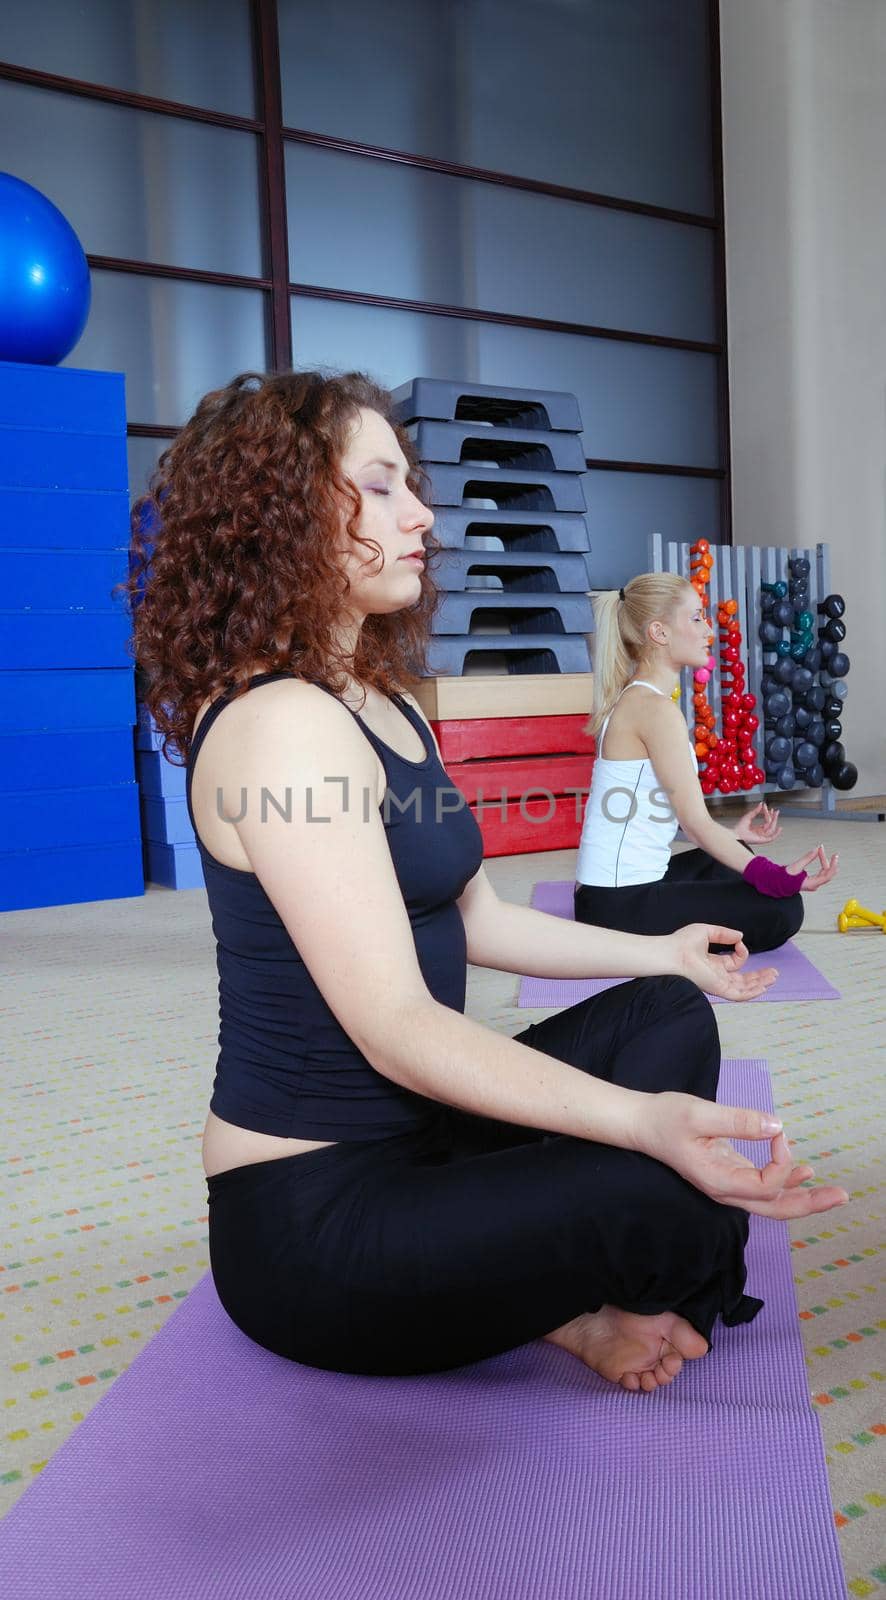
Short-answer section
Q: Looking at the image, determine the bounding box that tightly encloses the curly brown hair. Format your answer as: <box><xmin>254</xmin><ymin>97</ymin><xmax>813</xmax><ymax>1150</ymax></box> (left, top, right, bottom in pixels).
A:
<box><xmin>121</xmin><ymin>370</ymin><xmax>439</xmax><ymax>763</ymax></box>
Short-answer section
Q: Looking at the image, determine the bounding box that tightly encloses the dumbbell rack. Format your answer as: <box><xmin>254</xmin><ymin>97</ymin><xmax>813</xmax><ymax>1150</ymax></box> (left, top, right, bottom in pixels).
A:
<box><xmin>395</xmin><ymin>377</ymin><xmax>596</xmax><ymax>855</ymax></box>
<box><xmin>651</xmin><ymin>534</ymin><xmax>882</xmax><ymax>822</ymax></box>
<box><xmin>745</xmin><ymin>543</ymin><xmax>881</xmax><ymax>822</ymax></box>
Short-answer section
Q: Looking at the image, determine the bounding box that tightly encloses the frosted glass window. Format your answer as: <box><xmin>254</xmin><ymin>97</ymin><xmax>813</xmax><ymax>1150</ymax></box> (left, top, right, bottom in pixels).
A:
<box><xmin>291</xmin><ymin>297</ymin><xmax>720</xmax><ymax>469</ymax></box>
<box><xmin>0</xmin><ymin>83</ymin><xmax>263</xmax><ymax>278</ymax></box>
<box><xmin>280</xmin><ymin>0</ymin><xmax>713</xmax><ymax>215</ymax></box>
<box><xmin>69</xmin><ymin>273</ymin><xmax>269</xmax><ymax>426</ymax></box>
<box><xmin>2</xmin><ymin>0</ymin><xmax>256</xmax><ymax>116</ymax></box>
<box><xmin>585</xmin><ymin>472</ymin><xmax>722</xmax><ymax>589</ymax></box>
<box><xmin>286</xmin><ymin>146</ymin><xmax>715</xmax><ymax>344</ymax></box>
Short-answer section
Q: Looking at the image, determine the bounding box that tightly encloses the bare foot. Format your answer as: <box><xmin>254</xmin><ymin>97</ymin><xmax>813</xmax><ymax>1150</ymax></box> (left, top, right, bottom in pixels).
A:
<box><xmin>544</xmin><ymin>1305</ymin><xmax>709</xmax><ymax>1393</ymax></box>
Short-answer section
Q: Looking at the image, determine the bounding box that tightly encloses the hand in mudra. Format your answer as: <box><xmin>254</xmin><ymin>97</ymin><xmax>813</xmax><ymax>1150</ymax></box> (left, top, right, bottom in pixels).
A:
<box><xmin>732</xmin><ymin>801</ymin><xmax>781</xmax><ymax>844</ymax></box>
<box><xmin>787</xmin><ymin>843</ymin><xmax>839</xmax><ymax>891</ymax></box>
<box><xmin>666</xmin><ymin>923</ymin><xmax>777</xmax><ymax>1001</ymax></box>
<box><xmin>639</xmin><ymin>1093</ymin><xmax>849</xmax><ymax>1219</ymax></box>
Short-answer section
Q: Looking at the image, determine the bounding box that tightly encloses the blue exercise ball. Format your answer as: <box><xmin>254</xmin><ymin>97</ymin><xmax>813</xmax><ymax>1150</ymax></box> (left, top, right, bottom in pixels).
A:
<box><xmin>0</xmin><ymin>173</ymin><xmax>91</xmax><ymax>363</ymax></box>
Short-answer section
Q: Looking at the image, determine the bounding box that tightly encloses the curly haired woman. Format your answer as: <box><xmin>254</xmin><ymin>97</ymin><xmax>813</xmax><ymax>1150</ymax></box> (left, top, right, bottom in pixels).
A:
<box><xmin>125</xmin><ymin>370</ymin><xmax>847</xmax><ymax>1391</ymax></box>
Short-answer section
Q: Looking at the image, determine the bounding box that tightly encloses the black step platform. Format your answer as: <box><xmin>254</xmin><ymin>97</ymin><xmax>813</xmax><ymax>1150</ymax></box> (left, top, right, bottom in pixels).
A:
<box><xmin>426</xmin><ymin>463</ymin><xmax>586</xmax><ymax>514</ymax></box>
<box><xmin>426</xmin><ymin>634</ymin><xmax>592</xmax><ymax>676</ymax></box>
<box><xmin>393</xmin><ymin>378</ymin><xmax>582</xmax><ymax>433</ymax></box>
<box><xmin>434</xmin><ymin>591</ymin><xmax>594</xmax><ymax>635</ymax></box>
<box><xmin>432</xmin><ymin>547</ymin><xmax>590</xmax><ymax>594</ymax></box>
<box><xmin>408</xmin><ymin>420</ymin><xmax>585</xmax><ymax>473</ymax></box>
<box><xmin>432</xmin><ymin>507</ymin><xmax>591</xmax><ymax>554</ymax></box>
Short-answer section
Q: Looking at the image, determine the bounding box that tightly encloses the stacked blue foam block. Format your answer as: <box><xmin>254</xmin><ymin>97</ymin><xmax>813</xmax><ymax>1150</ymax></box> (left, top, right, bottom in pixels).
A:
<box><xmin>0</xmin><ymin>361</ymin><xmax>143</xmax><ymax>912</ymax></box>
<box><xmin>136</xmin><ymin>704</ymin><xmax>205</xmax><ymax>890</ymax></box>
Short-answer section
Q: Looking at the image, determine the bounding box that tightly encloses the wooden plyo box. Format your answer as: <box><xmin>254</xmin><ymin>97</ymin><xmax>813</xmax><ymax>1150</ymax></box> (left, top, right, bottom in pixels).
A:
<box><xmin>413</xmin><ymin>673</ymin><xmax>593</xmax><ymax>722</ymax></box>
<box><xmin>469</xmin><ymin>792</ymin><xmax>589</xmax><ymax>857</ymax></box>
<box><xmin>433</xmin><ymin>714</ymin><xmax>593</xmax><ymax>764</ymax></box>
<box><xmin>429</xmin><ymin>710</ymin><xmax>596</xmax><ymax>858</ymax></box>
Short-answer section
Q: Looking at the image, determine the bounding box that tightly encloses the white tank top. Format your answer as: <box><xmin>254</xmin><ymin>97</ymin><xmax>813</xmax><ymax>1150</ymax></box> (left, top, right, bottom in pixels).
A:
<box><xmin>576</xmin><ymin>680</ymin><xmax>696</xmax><ymax>889</ymax></box>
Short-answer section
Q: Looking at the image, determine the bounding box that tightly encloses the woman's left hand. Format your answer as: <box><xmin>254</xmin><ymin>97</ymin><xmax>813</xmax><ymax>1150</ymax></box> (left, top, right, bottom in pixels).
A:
<box><xmin>732</xmin><ymin>801</ymin><xmax>781</xmax><ymax>844</ymax></box>
<box><xmin>664</xmin><ymin>923</ymin><xmax>777</xmax><ymax>1002</ymax></box>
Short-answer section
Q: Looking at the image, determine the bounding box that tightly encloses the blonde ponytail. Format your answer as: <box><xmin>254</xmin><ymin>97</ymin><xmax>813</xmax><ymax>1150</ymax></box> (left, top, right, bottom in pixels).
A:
<box><xmin>586</xmin><ymin>572</ymin><xmax>695</xmax><ymax>737</ymax></box>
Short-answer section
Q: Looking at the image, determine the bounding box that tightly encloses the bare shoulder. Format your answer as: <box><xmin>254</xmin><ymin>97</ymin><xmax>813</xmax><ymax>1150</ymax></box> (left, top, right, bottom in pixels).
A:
<box><xmin>638</xmin><ymin>691</ymin><xmax>688</xmax><ymax>738</ymax></box>
<box><xmin>198</xmin><ymin>678</ymin><xmax>378</xmax><ymax>783</ymax></box>
<box><xmin>227</xmin><ymin>676</ymin><xmax>353</xmax><ymax>734</ymax></box>
<box><xmin>610</xmin><ymin>685</ymin><xmax>681</xmax><ymax>730</ymax></box>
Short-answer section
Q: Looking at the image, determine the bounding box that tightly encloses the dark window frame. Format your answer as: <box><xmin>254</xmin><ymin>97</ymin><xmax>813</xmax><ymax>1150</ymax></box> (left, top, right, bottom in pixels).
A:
<box><xmin>0</xmin><ymin>0</ymin><xmax>730</xmax><ymax>526</ymax></box>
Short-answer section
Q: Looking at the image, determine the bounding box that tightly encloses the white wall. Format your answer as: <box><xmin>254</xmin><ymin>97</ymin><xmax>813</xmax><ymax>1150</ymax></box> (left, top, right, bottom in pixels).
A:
<box><xmin>720</xmin><ymin>0</ymin><xmax>886</xmax><ymax>796</ymax></box>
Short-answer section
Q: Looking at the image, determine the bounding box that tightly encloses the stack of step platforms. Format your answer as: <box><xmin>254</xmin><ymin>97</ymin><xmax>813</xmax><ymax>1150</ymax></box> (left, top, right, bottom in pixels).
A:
<box><xmin>0</xmin><ymin>362</ymin><xmax>143</xmax><ymax>911</ymax></box>
<box><xmin>393</xmin><ymin>378</ymin><xmax>595</xmax><ymax>856</ymax></box>
<box><xmin>413</xmin><ymin>676</ymin><xmax>595</xmax><ymax>858</ymax></box>
<box><xmin>136</xmin><ymin>705</ymin><xmax>204</xmax><ymax>890</ymax></box>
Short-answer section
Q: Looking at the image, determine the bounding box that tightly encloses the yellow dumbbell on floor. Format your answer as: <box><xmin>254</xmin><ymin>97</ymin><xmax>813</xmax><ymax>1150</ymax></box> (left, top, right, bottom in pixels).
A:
<box><xmin>837</xmin><ymin>897</ymin><xmax>886</xmax><ymax>933</ymax></box>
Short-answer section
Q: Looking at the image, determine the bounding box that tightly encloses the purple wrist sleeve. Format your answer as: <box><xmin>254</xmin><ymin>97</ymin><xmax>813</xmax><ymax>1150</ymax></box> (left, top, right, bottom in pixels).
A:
<box><xmin>742</xmin><ymin>855</ymin><xmax>805</xmax><ymax>898</ymax></box>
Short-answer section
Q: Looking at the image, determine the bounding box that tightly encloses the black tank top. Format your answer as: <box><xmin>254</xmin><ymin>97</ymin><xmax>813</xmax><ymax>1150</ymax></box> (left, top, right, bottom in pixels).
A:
<box><xmin>186</xmin><ymin>673</ymin><xmax>484</xmax><ymax>1140</ymax></box>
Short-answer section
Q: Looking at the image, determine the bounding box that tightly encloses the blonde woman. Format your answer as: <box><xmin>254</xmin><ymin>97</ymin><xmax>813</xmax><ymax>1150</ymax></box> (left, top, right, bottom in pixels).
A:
<box><xmin>576</xmin><ymin>574</ymin><xmax>838</xmax><ymax>952</ymax></box>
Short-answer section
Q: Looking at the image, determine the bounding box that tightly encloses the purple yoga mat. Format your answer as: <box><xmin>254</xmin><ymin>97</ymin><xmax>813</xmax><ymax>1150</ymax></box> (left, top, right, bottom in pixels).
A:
<box><xmin>0</xmin><ymin>1062</ymin><xmax>845</xmax><ymax>1600</ymax></box>
<box><xmin>518</xmin><ymin>881</ymin><xmax>841</xmax><ymax>1007</ymax></box>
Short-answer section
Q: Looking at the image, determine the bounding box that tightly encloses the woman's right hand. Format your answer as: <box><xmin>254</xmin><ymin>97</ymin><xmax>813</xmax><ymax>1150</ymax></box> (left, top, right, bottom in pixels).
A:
<box><xmin>787</xmin><ymin>843</ymin><xmax>840</xmax><ymax>891</ymax></box>
<box><xmin>634</xmin><ymin>1092</ymin><xmax>849</xmax><ymax>1219</ymax></box>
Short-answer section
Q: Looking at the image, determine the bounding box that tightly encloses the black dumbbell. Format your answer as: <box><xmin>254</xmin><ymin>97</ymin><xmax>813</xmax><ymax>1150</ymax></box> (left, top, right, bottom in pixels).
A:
<box><xmin>817</xmin><ymin>593</ymin><xmax>845</xmax><ymax>619</ymax></box>
<box><xmin>765</xmin><ymin>734</ymin><xmax>792</xmax><ymax>763</ymax></box>
<box><xmin>764</xmin><ymin>690</ymin><xmax>791</xmax><ymax>719</ymax></box>
<box><xmin>823</xmin><ymin>740</ymin><xmax>846</xmax><ymax>769</ymax></box>
<box><xmin>830</xmin><ymin>760</ymin><xmax>858</xmax><ymax>791</ymax></box>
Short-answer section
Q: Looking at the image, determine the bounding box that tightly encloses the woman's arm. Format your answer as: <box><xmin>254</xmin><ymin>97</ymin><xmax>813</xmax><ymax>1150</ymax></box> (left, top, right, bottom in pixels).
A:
<box><xmin>402</xmin><ymin>693</ymin><xmax>771</xmax><ymax>998</ymax></box>
<box><xmin>641</xmin><ymin>699</ymin><xmax>763</xmax><ymax>874</ymax></box>
<box><xmin>642</xmin><ymin>703</ymin><xmax>839</xmax><ymax>890</ymax></box>
<box><xmin>456</xmin><ymin>864</ymin><xmax>776</xmax><ymax>1001</ymax></box>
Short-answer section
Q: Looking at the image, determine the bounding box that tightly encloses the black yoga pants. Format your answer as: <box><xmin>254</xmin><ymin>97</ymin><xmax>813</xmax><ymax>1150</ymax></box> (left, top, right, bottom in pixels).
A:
<box><xmin>207</xmin><ymin>976</ymin><xmax>760</xmax><ymax>1377</ymax></box>
<box><xmin>575</xmin><ymin>845</ymin><xmax>803</xmax><ymax>954</ymax></box>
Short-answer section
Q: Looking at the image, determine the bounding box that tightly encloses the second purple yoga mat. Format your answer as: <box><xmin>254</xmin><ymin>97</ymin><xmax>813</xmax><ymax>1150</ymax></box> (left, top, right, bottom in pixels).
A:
<box><xmin>0</xmin><ymin>1061</ymin><xmax>845</xmax><ymax>1600</ymax></box>
<box><xmin>518</xmin><ymin>880</ymin><xmax>840</xmax><ymax>1006</ymax></box>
